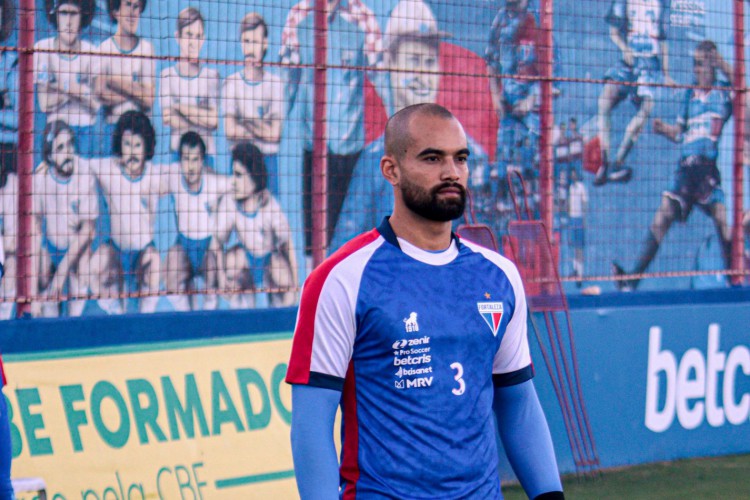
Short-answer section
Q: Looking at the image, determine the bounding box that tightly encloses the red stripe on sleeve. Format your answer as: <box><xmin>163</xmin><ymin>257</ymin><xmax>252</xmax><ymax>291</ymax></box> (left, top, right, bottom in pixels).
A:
<box><xmin>286</xmin><ymin>229</ymin><xmax>381</xmax><ymax>385</ymax></box>
<box><xmin>340</xmin><ymin>362</ymin><xmax>360</xmax><ymax>499</ymax></box>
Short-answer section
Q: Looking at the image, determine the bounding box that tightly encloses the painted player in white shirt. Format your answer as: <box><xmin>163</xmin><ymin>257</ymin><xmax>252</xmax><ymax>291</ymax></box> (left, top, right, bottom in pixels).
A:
<box><xmin>31</xmin><ymin>121</ymin><xmax>98</xmax><ymax>317</ymax></box>
<box><xmin>159</xmin><ymin>7</ymin><xmax>219</xmax><ymax>160</ymax></box>
<box><xmin>222</xmin><ymin>12</ymin><xmax>283</xmax><ymax>194</ymax></box>
<box><xmin>94</xmin><ymin>0</ymin><xmax>156</xmax><ymax>153</ymax></box>
<box><xmin>34</xmin><ymin>0</ymin><xmax>100</xmax><ymax>157</ymax></box>
<box><xmin>0</xmin><ymin>167</ymin><xmax>16</xmax><ymax>320</ymax></box>
<box><xmin>88</xmin><ymin>110</ymin><xmax>164</xmax><ymax>314</ymax></box>
<box><xmin>165</xmin><ymin>131</ymin><xmax>231</xmax><ymax>311</ymax></box>
<box><xmin>214</xmin><ymin>142</ymin><xmax>297</xmax><ymax>308</ymax></box>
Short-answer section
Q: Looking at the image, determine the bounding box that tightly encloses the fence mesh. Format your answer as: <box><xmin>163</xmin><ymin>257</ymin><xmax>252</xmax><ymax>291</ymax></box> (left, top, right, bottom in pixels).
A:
<box><xmin>0</xmin><ymin>0</ymin><xmax>748</xmax><ymax>318</ymax></box>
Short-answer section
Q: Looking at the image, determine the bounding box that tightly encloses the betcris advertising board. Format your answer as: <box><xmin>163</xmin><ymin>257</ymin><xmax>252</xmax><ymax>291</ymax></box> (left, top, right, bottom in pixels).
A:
<box><xmin>521</xmin><ymin>293</ymin><xmax>750</xmax><ymax>476</ymax></box>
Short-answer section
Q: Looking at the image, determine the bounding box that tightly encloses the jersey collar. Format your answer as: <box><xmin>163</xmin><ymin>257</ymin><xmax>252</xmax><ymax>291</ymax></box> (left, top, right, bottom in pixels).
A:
<box><xmin>377</xmin><ymin>216</ymin><xmax>460</xmax><ymax>251</ymax></box>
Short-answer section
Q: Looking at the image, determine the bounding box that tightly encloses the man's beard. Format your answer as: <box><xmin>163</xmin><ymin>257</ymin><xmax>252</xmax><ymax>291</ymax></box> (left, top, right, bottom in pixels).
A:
<box><xmin>400</xmin><ymin>175</ymin><xmax>466</xmax><ymax>222</ymax></box>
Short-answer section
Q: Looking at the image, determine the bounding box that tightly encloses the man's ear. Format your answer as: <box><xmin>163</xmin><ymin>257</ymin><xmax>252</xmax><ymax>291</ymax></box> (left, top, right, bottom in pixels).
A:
<box><xmin>381</xmin><ymin>155</ymin><xmax>399</xmax><ymax>186</ymax></box>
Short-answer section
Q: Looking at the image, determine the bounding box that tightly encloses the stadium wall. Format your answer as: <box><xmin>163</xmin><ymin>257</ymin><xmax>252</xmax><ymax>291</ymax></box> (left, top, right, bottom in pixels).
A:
<box><xmin>3</xmin><ymin>290</ymin><xmax>750</xmax><ymax>496</ymax></box>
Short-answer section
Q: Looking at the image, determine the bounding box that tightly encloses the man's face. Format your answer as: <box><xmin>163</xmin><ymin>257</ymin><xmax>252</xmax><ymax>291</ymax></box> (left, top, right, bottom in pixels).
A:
<box><xmin>120</xmin><ymin>130</ymin><xmax>146</xmax><ymax>177</ymax></box>
<box><xmin>180</xmin><ymin>144</ymin><xmax>204</xmax><ymax>187</ymax></box>
<box><xmin>241</xmin><ymin>26</ymin><xmax>267</xmax><ymax>66</ymax></box>
<box><xmin>693</xmin><ymin>49</ymin><xmax>715</xmax><ymax>87</ymax></box>
<box><xmin>177</xmin><ymin>19</ymin><xmax>205</xmax><ymax>62</ymax></box>
<box><xmin>50</xmin><ymin>129</ymin><xmax>76</xmax><ymax>177</ymax></box>
<box><xmin>56</xmin><ymin>3</ymin><xmax>82</xmax><ymax>46</ymax></box>
<box><xmin>390</xmin><ymin>39</ymin><xmax>440</xmax><ymax>110</ymax></box>
<box><xmin>394</xmin><ymin>115</ymin><xmax>469</xmax><ymax>222</ymax></box>
<box><xmin>114</xmin><ymin>0</ymin><xmax>142</xmax><ymax>36</ymax></box>
<box><xmin>231</xmin><ymin>160</ymin><xmax>257</xmax><ymax>202</ymax></box>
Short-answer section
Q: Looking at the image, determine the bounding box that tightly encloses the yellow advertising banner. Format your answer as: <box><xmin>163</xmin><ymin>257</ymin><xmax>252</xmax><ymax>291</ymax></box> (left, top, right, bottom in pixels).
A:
<box><xmin>3</xmin><ymin>333</ymin><xmax>297</xmax><ymax>500</ymax></box>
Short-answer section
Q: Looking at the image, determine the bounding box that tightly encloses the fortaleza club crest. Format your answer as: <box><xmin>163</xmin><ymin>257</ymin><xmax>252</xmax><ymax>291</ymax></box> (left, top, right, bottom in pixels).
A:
<box><xmin>477</xmin><ymin>302</ymin><xmax>503</xmax><ymax>337</ymax></box>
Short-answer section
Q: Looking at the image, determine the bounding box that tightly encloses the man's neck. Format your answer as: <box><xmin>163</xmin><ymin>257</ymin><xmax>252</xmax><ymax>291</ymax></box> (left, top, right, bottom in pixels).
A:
<box><xmin>388</xmin><ymin>207</ymin><xmax>453</xmax><ymax>251</ymax></box>
<box><xmin>243</xmin><ymin>64</ymin><xmax>263</xmax><ymax>82</ymax></box>
<box><xmin>178</xmin><ymin>59</ymin><xmax>201</xmax><ymax>77</ymax></box>
<box><xmin>114</xmin><ymin>31</ymin><xmax>138</xmax><ymax>52</ymax></box>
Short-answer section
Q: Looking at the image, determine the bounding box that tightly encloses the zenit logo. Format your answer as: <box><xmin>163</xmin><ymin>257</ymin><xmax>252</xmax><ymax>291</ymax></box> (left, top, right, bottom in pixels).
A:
<box><xmin>392</xmin><ymin>336</ymin><xmax>430</xmax><ymax>350</ymax></box>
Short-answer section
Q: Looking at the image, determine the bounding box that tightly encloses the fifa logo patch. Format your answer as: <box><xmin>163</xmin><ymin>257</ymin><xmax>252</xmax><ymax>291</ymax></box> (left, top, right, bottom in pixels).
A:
<box><xmin>477</xmin><ymin>302</ymin><xmax>503</xmax><ymax>337</ymax></box>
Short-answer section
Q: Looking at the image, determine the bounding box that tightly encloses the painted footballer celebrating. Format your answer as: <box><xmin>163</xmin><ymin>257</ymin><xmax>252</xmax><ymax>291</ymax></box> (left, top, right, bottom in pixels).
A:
<box><xmin>287</xmin><ymin>103</ymin><xmax>563</xmax><ymax>499</ymax></box>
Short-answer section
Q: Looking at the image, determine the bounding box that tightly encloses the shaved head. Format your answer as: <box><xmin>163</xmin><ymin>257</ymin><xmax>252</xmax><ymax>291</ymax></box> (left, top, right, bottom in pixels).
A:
<box><xmin>385</xmin><ymin>103</ymin><xmax>457</xmax><ymax>160</ymax></box>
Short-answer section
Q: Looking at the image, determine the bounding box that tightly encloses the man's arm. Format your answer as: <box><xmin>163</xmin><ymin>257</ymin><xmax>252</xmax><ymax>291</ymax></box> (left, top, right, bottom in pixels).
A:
<box><xmin>494</xmin><ymin>379</ymin><xmax>563</xmax><ymax>499</ymax></box>
<box><xmin>659</xmin><ymin>41</ymin><xmax>674</xmax><ymax>85</ymax></box>
<box><xmin>652</xmin><ymin>118</ymin><xmax>682</xmax><ymax>143</ymax></box>
<box><xmin>291</xmin><ymin>384</ymin><xmax>340</xmax><ymax>500</ymax></box>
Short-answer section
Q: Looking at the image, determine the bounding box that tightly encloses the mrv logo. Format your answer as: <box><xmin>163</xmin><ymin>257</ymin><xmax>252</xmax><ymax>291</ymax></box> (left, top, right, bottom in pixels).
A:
<box><xmin>645</xmin><ymin>324</ymin><xmax>750</xmax><ymax>432</ymax></box>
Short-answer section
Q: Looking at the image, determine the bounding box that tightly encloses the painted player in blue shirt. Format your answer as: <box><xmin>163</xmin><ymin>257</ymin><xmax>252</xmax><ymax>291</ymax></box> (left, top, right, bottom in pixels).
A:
<box><xmin>287</xmin><ymin>103</ymin><xmax>563</xmax><ymax>499</ymax></box>
<box><xmin>595</xmin><ymin>0</ymin><xmax>672</xmax><ymax>186</ymax></box>
<box><xmin>614</xmin><ymin>40</ymin><xmax>732</xmax><ymax>290</ymax></box>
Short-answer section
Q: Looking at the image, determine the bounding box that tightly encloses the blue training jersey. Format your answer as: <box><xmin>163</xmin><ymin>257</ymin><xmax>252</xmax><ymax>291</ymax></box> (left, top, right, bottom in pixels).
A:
<box><xmin>677</xmin><ymin>82</ymin><xmax>732</xmax><ymax>161</ymax></box>
<box><xmin>287</xmin><ymin>218</ymin><xmax>533</xmax><ymax>499</ymax></box>
<box><xmin>606</xmin><ymin>0</ymin><xmax>670</xmax><ymax>58</ymax></box>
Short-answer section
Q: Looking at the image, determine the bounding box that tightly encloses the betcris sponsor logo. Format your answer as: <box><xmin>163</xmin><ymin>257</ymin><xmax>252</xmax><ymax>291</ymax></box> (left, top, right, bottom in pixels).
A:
<box><xmin>645</xmin><ymin>324</ymin><xmax>750</xmax><ymax>432</ymax></box>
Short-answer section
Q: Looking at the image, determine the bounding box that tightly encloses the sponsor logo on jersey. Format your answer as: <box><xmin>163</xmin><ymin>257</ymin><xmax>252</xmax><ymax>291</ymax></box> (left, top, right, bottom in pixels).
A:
<box><xmin>394</xmin><ymin>377</ymin><xmax>434</xmax><ymax>390</ymax></box>
<box><xmin>403</xmin><ymin>311</ymin><xmax>419</xmax><ymax>332</ymax></box>
<box><xmin>395</xmin><ymin>366</ymin><xmax>433</xmax><ymax>378</ymax></box>
<box><xmin>391</xmin><ymin>335</ymin><xmax>430</xmax><ymax>350</ymax></box>
<box><xmin>393</xmin><ymin>354</ymin><xmax>431</xmax><ymax>366</ymax></box>
<box><xmin>478</xmin><ymin>302</ymin><xmax>504</xmax><ymax>337</ymax></box>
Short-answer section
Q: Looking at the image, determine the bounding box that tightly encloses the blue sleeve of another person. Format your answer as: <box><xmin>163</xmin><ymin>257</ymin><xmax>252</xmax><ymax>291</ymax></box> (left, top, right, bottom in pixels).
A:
<box><xmin>290</xmin><ymin>385</ymin><xmax>340</xmax><ymax>500</ymax></box>
<box><xmin>494</xmin><ymin>379</ymin><xmax>563</xmax><ymax>499</ymax></box>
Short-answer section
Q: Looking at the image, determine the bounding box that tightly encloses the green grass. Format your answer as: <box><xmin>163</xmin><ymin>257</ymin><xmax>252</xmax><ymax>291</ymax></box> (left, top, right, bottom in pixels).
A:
<box><xmin>501</xmin><ymin>454</ymin><xmax>750</xmax><ymax>499</ymax></box>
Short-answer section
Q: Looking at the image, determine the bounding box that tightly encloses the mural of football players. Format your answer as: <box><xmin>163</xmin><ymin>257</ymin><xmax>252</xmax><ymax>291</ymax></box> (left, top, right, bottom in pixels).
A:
<box><xmin>164</xmin><ymin>131</ymin><xmax>230</xmax><ymax>312</ymax></box>
<box><xmin>280</xmin><ymin>0</ymin><xmax>383</xmax><ymax>251</ymax></box>
<box><xmin>0</xmin><ymin>0</ymin><xmax>17</xmax><ymax>319</ymax></box>
<box><xmin>613</xmin><ymin>41</ymin><xmax>732</xmax><ymax>290</ymax></box>
<box><xmin>94</xmin><ymin>0</ymin><xmax>156</xmax><ymax>155</ymax></box>
<box><xmin>594</xmin><ymin>0</ymin><xmax>672</xmax><ymax>186</ymax></box>
<box><xmin>214</xmin><ymin>142</ymin><xmax>297</xmax><ymax>308</ymax></box>
<box><xmin>88</xmin><ymin>110</ymin><xmax>162</xmax><ymax>313</ymax></box>
<box><xmin>34</xmin><ymin>0</ymin><xmax>100</xmax><ymax>158</ymax></box>
<box><xmin>159</xmin><ymin>6</ymin><xmax>219</xmax><ymax>163</ymax></box>
<box><xmin>222</xmin><ymin>12</ymin><xmax>283</xmax><ymax>195</ymax></box>
<box><xmin>31</xmin><ymin>121</ymin><xmax>98</xmax><ymax>317</ymax></box>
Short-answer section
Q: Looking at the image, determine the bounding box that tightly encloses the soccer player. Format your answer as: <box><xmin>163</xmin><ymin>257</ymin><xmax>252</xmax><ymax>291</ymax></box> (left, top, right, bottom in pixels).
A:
<box><xmin>613</xmin><ymin>40</ymin><xmax>732</xmax><ymax>291</ymax></box>
<box><xmin>94</xmin><ymin>0</ymin><xmax>156</xmax><ymax>155</ymax></box>
<box><xmin>159</xmin><ymin>7</ymin><xmax>219</xmax><ymax>163</ymax></box>
<box><xmin>0</xmin><ymin>0</ymin><xmax>18</xmax><ymax>320</ymax></box>
<box><xmin>287</xmin><ymin>103</ymin><xmax>563</xmax><ymax>499</ymax></box>
<box><xmin>164</xmin><ymin>131</ymin><xmax>230</xmax><ymax>312</ymax></box>
<box><xmin>222</xmin><ymin>12</ymin><xmax>283</xmax><ymax>195</ymax></box>
<box><xmin>88</xmin><ymin>110</ymin><xmax>162</xmax><ymax>313</ymax></box>
<box><xmin>331</xmin><ymin>0</ymin><xmax>488</xmax><ymax>250</ymax></box>
<box><xmin>34</xmin><ymin>0</ymin><xmax>100</xmax><ymax>158</ymax></box>
<box><xmin>485</xmin><ymin>0</ymin><xmax>543</xmax><ymax>196</ymax></box>
<box><xmin>280</xmin><ymin>0</ymin><xmax>382</xmax><ymax>250</ymax></box>
<box><xmin>594</xmin><ymin>0</ymin><xmax>672</xmax><ymax>186</ymax></box>
<box><xmin>568</xmin><ymin>168</ymin><xmax>588</xmax><ymax>287</ymax></box>
<box><xmin>214</xmin><ymin>142</ymin><xmax>297</xmax><ymax>308</ymax></box>
<box><xmin>31</xmin><ymin>121</ymin><xmax>98</xmax><ymax>317</ymax></box>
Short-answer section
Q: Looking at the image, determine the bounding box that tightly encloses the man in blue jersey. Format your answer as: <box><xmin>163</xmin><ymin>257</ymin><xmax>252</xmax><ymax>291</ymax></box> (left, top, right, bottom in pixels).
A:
<box><xmin>595</xmin><ymin>0</ymin><xmax>672</xmax><ymax>186</ymax></box>
<box><xmin>287</xmin><ymin>103</ymin><xmax>563</xmax><ymax>499</ymax></box>
<box><xmin>613</xmin><ymin>40</ymin><xmax>732</xmax><ymax>290</ymax></box>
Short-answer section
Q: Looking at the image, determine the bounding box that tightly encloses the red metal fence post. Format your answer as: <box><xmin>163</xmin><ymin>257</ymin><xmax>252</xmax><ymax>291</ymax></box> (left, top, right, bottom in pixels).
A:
<box><xmin>15</xmin><ymin>0</ymin><xmax>35</xmax><ymax>317</ymax></box>
<box><xmin>311</xmin><ymin>0</ymin><xmax>329</xmax><ymax>267</ymax></box>
<box><xmin>539</xmin><ymin>0</ymin><xmax>555</xmax><ymax>240</ymax></box>
<box><xmin>733</xmin><ymin>0</ymin><xmax>746</xmax><ymax>286</ymax></box>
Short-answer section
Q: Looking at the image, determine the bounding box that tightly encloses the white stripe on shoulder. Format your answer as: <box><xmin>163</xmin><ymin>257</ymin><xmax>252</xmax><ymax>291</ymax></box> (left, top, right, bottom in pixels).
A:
<box><xmin>309</xmin><ymin>236</ymin><xmax>385</xmax><ymax>378</ymax></box>
<box><xmin>460</xmin><ymin>239</ymin><xmax>525</xmax><ymax>294</ymax></box>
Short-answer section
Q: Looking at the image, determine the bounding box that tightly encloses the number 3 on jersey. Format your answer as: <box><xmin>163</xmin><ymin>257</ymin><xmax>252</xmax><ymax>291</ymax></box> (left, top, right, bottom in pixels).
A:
<box><xmin>450</xmin><ymin>362</ymin><xmax>466</xmax><ymax>396</ymax></box>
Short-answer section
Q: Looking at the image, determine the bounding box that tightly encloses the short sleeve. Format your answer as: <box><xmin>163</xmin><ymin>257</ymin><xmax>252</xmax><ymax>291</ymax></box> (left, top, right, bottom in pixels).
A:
<box><xmin>492</xmin><ymin>260</ymin><xmax>533</xmax><ymax>386</ymax></box>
